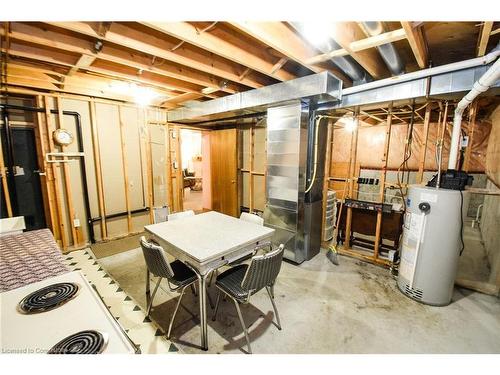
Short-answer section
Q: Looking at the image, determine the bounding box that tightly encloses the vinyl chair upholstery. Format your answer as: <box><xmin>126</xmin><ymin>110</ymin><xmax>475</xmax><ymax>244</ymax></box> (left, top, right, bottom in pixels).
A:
<box><xmin>212</xmin><ymin>243</ymin><xmax>285</xmax><ymax>353</ymax></box>
<box><xmin>224</xmin><ymin>213</ymin><xmax>265</xmax><ymax>269</ymax></box>
<box><xmin>239</xmin><ymin>212</ymin><xmax>264</xmax><ymax>226</ymax></box>
<box><xmin>167</xmin><ymin>210</ymin><xmax>195</xmax><ymax>221</ymax></box>
<box><xmin>140</xmin><ymin>236</ymin><xmax>197</xmax><ymax>339</ymax></box>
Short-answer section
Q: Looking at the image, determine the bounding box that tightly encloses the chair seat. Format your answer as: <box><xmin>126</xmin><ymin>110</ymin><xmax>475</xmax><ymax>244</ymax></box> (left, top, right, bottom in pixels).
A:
<box><xmin>215</xmin><ymin>264</ymin><xmax>253</xmax><ymax>300</ymax></box>
<box><xmin>170</xmin><ymin>260</ymin><xmax>197</xmax><ymax>286</ymax></box>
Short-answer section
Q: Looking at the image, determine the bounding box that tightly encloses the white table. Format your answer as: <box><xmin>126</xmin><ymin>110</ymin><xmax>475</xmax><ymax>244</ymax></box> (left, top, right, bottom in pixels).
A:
<box><xmin>144</xmin><ymin>211</ymin><xmax>274</xmax><ymax>350</ymax></box>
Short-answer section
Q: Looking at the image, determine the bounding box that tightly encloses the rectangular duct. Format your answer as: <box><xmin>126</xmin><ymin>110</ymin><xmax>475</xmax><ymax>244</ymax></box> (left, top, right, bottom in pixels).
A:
<box><xmin>167</xmin><ymin>71</ymin><xmax>342</xmax><ymax>124</ymax></box>
<box><xmin>263</xmin><ymin>101</ymin><xmax>325</xmax><ymax>263</ymax></box>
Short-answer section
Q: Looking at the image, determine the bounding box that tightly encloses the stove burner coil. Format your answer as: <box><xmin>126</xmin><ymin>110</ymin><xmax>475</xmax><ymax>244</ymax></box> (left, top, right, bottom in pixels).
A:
<box><xmin>18</xmin><ymin>282</ymin><xmax>80</xmax><ymax>314</ymax></box>
<box><xmin>48</xmin><ymin>330</ymin><xmax>108</xmax><ymax>354</ymax></box>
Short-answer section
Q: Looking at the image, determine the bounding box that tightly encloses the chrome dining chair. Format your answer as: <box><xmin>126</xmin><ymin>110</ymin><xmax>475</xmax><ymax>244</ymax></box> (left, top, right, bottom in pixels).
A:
<box><xmin>239</xmin><ymin>212</ymin><xmax>264</xmax><ymax>226</ymax></box>
<box><xmin>167</xmin><ymin>210</ymin><xmax>195</xmax><ymax>221</ymax></box>
<box><xmin>211</xmin><ymin>242</ymin><xmax>285</xmax><ymax>354</ymax></box>
<box><xmin>217</xmin><ymin>213</ymin><xmax>265</xmax><ymax>271</ymax></box>
<box><xmin>208</xmin><ymin>212</ymin><xmax>265</xmax><ymax>286</ymax></box>
<box><xmin>140</xmin><ymin>236</ymin><xmax>197</xmax><ymax>339</ymax></box>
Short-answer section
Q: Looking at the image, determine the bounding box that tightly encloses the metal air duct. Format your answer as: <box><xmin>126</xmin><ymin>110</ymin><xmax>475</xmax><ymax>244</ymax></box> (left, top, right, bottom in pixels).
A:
<box><xmin>360</xmin><ymin>22</ymin><xmax>405</xmax><ymax>75</ymax></box>
<box><xmin>290</xmin><ymin>22</ymin><xmax>371</xmax><ymax>84</ymax></box>
<box><xmin>263</xmin><ymin>101</ymin><xmax>326</xmax><ymax>263</ymax></box>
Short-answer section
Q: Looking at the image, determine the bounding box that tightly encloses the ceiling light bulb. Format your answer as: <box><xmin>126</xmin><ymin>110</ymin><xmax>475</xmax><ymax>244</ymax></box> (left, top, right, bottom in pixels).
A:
<box><xmin>302</xmin><ymin>22</ymin><xmax>332</xmax><ymax>47</ymax></box>
<box><xmin>344</xmin><ymin>117</ymin><xmax>357</xmax><ymax>132</ymax></box>
<box><xmin>131</xmin><ymin>84</ymin><xmax>159</xmax><ymax>107</ymax></box>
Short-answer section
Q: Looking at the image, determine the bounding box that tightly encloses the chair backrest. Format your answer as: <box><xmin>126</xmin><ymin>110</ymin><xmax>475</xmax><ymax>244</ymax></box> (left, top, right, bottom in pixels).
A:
<box><xmin>239</xmin><ymin>212</ymin><xmax>264</xmax><ymax>226</ymax></box>
<box><xmin>139</xmin><ymin>236</ymin><xmax>174</xmax><ymax>279</ymax></box>
<box><xmin>241</xmin><ymin>244</ymin><xmax>285</xmax><ymax>292</ymax></box>
<box><xmin>167</xmin><ymin>210</ymin><xmax>195</xmax><ymax>221</ymax></box>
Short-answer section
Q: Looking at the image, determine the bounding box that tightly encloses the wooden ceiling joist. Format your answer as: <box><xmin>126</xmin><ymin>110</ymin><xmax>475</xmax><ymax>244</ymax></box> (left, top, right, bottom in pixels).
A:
<box><xmin>306</xmin><ymin>28</ymin><xmax>407</xmax><ymax>66</ymax></box>
<box><xmin>328</xmin><ymin>22</ymin><xmax>390</xmax><ymax>79</ymax></box>
<box><xmin>4</xmin><ymin>64</ymin><xmax>176</xmax><ymax>104</ymax></box>
<box><xmin>46</xmin><ymin>22</ymin><xmax>271</xmax><ymax>89</ymax></box>
<box><xmin>160</xmin><ymin>92</ymin><xmax>204</xmax><ymax>107</ymax></box>
<box><xmin>477</xmin><ymin>21</ymin><xmax>494</xmax><ymax>57</ymax></box>
<box><xmin>2</xmin><ymin>41</ymin><xmax>212</xmax><ymax>96</ymax></box>
<box><xmin>401</xmin><ymin>21</ymin><xmax>429</xmax><ymax>69</ymax></box>
<box><xmin>141</xmin><ymin>22</ymin><xmax>297</xmax><ymax>82</ymax></box>
<box><xmin>66</xmin><ymin>54</ymin><xmax>96</xmax><ymax>77</ymax></box>
<box><xmin>229</xmin><ymin>21</ymin><xmax>352</xmax><ymax>85</ymax></box>
<box><xmin>3</xmin><ymin>23</ymin><xmax>242</xmax><ymax>95</ymax></box>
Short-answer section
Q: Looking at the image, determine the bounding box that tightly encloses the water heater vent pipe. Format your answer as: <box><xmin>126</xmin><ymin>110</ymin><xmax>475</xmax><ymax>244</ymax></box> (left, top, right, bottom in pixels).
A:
<box><xmin>448</xmin><ymin>48</ymin><xmax>500</xmax><ymax>169</ymax></box>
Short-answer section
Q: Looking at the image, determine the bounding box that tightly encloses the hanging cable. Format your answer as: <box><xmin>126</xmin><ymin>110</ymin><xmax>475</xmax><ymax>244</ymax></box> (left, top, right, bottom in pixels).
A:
<box><xmin>396</xmin><ymin>100</ymin><xmax>416</xmax><ymax>210</ymax></box>
<box><xmin>304</xmin><ymin>114</ymin><xmax>337</xmax><ymax>194</ymax></box>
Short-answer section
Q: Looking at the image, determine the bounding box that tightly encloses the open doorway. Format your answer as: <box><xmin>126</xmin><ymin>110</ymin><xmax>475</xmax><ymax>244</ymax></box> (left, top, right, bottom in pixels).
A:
<box><xmin>180</xmin><ymin>129</ymin><xmax>211</xmax><ymax>213</ymax></box>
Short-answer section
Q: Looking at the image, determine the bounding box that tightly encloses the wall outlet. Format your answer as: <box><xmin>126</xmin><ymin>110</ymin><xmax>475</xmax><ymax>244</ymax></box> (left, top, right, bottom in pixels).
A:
<box><xmin>73</xmin><ymin>219</ymin><xmax>81</xmax><ymax>228</ymax></box>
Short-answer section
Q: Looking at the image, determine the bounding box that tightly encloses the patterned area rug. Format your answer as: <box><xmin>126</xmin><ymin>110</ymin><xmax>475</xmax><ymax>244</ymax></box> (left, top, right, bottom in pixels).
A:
<box><xmin>64</xmin><ymin>249</ymin><xmax>180</xmax><ymax>354</ymax></box>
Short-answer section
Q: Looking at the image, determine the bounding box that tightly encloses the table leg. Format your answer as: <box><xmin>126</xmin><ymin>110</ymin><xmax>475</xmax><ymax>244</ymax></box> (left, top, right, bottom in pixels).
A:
<box><xmin>198</xmin><ymin>274</ymin><xmax>208</xmax><ymax>351</ymax></box>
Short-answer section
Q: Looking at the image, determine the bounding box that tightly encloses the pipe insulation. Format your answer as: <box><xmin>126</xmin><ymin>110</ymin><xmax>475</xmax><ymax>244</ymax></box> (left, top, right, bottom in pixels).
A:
<box><xmin>448</xmin><ymin>54</ymin><xmax>500</xmax><ymax>169</ymax></box>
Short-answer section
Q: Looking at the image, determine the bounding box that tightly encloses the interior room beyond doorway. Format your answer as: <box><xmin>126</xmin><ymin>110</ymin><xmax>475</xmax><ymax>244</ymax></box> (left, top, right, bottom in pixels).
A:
<box><xmin>180</xmin><ymin>129</ymin><xmax>210</xmax><ymax>213</ymax></box>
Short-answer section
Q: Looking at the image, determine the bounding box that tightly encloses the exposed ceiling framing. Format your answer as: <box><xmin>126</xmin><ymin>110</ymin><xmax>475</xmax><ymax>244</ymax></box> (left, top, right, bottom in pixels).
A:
<box><xmin>1</xmin><ymin>21</ymin><xmax>498</xmax><ymax>108</ymax></box>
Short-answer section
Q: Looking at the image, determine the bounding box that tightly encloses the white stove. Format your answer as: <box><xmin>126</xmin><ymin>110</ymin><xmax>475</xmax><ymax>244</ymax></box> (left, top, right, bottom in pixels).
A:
<box><xmin>0</xmin><ymin>271</ymin><xmax>138</xmax><ymax>354</ymax></box>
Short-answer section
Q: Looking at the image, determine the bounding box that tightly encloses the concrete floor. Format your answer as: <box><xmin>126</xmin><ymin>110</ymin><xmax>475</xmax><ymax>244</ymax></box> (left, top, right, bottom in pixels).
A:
<box><xmin>99</xmin><ymin>245</ymin><xmax>500</xmax><ymax>354</ymax></box>
<box><xmin>457</xmin><ymin>219</ymin><xmax>491</xmax><ymax>283</ymax></box>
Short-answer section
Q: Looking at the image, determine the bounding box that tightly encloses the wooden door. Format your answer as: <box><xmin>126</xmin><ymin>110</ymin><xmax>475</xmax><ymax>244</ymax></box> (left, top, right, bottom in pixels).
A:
<box><xmin>210</xmin><ymin>128</ymin><xmax>238</xmax><ymax>217</ymax></box>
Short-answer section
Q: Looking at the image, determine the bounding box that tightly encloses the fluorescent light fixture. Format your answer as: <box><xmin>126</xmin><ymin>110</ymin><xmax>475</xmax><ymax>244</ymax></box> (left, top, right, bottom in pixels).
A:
<box><xmin>302</xmin><ymin>22</ymin><xmax>333</xmax><ymax>47</ymax></box>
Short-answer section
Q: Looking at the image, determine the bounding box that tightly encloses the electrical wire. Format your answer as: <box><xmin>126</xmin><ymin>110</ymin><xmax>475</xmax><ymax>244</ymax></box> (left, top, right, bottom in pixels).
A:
<box><xmin>304</xmin><ymin>114</ymin><xmax>337</xmax><ymax>194</ymax></box>
<box><xmin>304</xmin><ymin>115</ymin><xmax>321</xmax><ymax>194</ymax></box>
<box><xmin>396</xmin><ymin>100</ymin><xmax>416</xmax><ymax>210</ymax></box>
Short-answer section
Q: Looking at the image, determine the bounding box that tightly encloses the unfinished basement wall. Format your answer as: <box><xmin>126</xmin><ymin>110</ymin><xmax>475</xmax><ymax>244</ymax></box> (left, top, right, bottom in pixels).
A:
<box><xmin>329</xmin><ymin>119</ymin><xmax>490</xmax><ymax>207</ymax></box>
<box><xmin>330</xmin><ymin>120</ymin><xmax>490</xmax><ymax>172</ymax></box>
<box><xmin>481</xmin><ymin>104</ymin><xmax>500</xmax><ymax>289</ymax></box>
<box><xmin>238</xmin><ymin>122</ymin><xmax>267</xmax><ymax>214</ymax></box>
<box><xmin>20</xmin><ymin>94</ymin><xmax>171</xmax><ymax>250</ymax></box>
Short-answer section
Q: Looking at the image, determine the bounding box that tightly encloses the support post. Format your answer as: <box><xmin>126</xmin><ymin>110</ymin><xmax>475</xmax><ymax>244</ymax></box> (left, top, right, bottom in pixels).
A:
<box><xmin>118</xmin><ymin>105</ymin><xmax>132</xmax><ymax>232</ymax></box>
<box><xmin>56</xmin><ymin>97</ymin><xmax>78</xmax><ymax>247</ymax></box>
<box><xmin>144</xmin><ymin>110</ymin><xmax>154</xmax><ymax>223</ymax></box>
<box><xmin>0</xmin><ymin>119</ymin><xmax>12</xmax><ymax>217</ymax></box>
<box><xmin>373</xmin><ymin>104</ymin><xmax>393</xmax><ymax>259</ymax></box>
<box><xmin>35</xmin><ymin>95</ymin><xmax>59</xmax><ymax>238</ymax></box>
<box><xmin>45</xmin><ymin>96</ymin><xmax>67</xmax><ymax>248</ymax></box>
<box><xmin>88</xmin><ymin>100</ymin><xmax>107</xmax><ymax>240</ymax></box>
<box><xmin>249</xmin><ymin>126</ymin><xmax>255</xmax><ymax>213</ymax></box>
<box><xmin>344</xmin><ymin>113</ymin><xmax>359</xmax><ymax>249</ymax></box>
<box><xmin>165</xmin><ymin>122</ymin><xmax>174</xmax><ymax>211</ymax></box>
<box><xmin>417</xmin><ymin>104</ymin><xmax>432</xmax><ymax>184</ymax></box>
